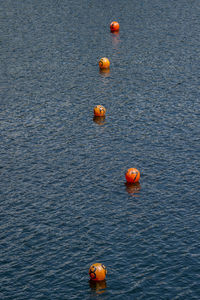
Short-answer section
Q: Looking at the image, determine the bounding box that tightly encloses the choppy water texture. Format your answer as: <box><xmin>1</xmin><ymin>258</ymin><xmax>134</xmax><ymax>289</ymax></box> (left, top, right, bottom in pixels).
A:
<box><xmin>1</xmin><ymin>0</ymin><xmax>200</xmax><ymax>299</ymax></box>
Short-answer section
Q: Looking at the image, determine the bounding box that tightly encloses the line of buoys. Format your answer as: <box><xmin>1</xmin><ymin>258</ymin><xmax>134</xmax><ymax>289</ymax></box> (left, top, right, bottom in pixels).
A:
<box><xmin>89</xmin><ymin>21</ymin><xmax>141</xmax><ymax>285</ymax></box>
<box><xmin>98</xmin><ymin>21</ymin><xmax>119</xmax><ymax>71</ymax></box>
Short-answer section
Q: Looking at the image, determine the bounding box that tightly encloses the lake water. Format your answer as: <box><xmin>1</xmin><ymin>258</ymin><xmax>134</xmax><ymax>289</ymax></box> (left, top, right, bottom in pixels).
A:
<box><xmin>1</xmin><ymin>0</ymin><xmax>200</xmax><ymax>299</ymax></box>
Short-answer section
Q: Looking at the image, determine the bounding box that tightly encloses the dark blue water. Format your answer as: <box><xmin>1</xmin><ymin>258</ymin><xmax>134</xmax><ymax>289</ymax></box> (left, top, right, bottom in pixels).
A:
<box><xmin>1</xmin><ymin>0</ymin><xmax>200</xmax><ymax>299</ymax></box>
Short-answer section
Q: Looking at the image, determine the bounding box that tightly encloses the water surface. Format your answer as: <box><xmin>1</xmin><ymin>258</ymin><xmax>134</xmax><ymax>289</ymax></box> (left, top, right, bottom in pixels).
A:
<box><xmin>1</xmin><ymin>0</ymin><xmax>200</xmax><ymax>299</ymax></box>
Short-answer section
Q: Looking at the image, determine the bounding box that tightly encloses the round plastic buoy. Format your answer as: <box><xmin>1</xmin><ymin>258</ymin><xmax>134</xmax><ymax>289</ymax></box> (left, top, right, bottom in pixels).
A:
<box><xmin>94</xmin><ymin>105</ymin><xmax>106</xmax><ymax>117</ymax></box>
<box><xmin>89</xmin><ymin>263</ymin><xmax>107</xmax><ymax>281</ymax></box>
<box><xmin>110</xmin><ymin>21</ymin><xmax>120</xmax><ymax>32</ymax></box>
<box><xmin>125</xmin><ymin>168</ymin><xmax>140</xmax><ymax>183</ymax></box>
<box><xmin>99</xmin><ymin>57</ymin><xmax>110</xmax><ymax>69</ymax></box>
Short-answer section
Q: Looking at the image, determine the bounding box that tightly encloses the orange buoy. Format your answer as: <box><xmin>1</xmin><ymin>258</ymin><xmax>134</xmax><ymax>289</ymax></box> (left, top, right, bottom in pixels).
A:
<box><xmin>110</xmin><ymin>21</ymin><xmax>120</xmax><ymax>32</ymax></box>
<box><xmin>89</xmin><ymin>263</ymin><xmax>107</xmax><ymax>281</ymax></box>
<box><xmin>94</xmin><ymin>105</ymin><xmax>106</xmax><ymax>117</ymax></box>
<box><xmin>125</xmin><ymin>168</ymin><xmax>140</xmax><ymax>183</ymax></box>
<box><xmin>99</xmin><ymin>57</ymin><xmax>110</xmax><ymax>69</ymax></box>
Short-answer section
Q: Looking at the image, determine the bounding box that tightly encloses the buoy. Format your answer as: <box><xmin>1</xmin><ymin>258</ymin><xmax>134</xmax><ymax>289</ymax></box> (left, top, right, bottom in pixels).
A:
<box><xmin>125</xmin><ymin>168</ymin><xmax>140</xmax><ymax>183</ymax></box>
<box><xmin>99</xmin><ymin>57</ymin><xmax>110</xmax><ymax>69</ymax></box>
<box><xmin>110</xmin><ymin>21</ymin><xmax>120</xmax><ymax>32</ymax></box>
<box><xmin>94</xmin><ymin>105</ymin><xmax>106</xmax><ymax>117</ymax></box>
<box><xmin>89</xmin><ymin>263</ymin><xmax>107</xmax><ymax>281</ymax></box>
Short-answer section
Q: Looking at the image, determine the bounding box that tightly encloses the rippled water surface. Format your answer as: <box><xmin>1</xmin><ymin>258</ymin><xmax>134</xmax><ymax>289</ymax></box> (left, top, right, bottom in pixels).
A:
<box><xmin>1</xmin><ymin>0</ymin><xmax>200</xmax><ymax>299</ymax></box>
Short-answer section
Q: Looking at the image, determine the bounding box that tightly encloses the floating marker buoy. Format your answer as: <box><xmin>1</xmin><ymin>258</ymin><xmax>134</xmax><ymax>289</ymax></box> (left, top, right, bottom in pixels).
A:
<box><xmin>89</xmin><ymin>263</ymin><xmax>107</xmax><ymax>281</ymax></box>
<box><xmin>110</xmin><ymin>21</ymin><xmax>120</xmax><ymax>32</ymax></box>
<box><xmin>125</xmin><ymin>168</ymin><xmax>140</xmax><ymax>183</ymax></box>
<box><xmin>94</xmin><ymin>105</ymin><xmax>106</xmax><ymax>117</ymax></box>
<box><xmin>99</xmin><ymin>57</ymin><xmax>110</xmax><ymax>69</ymax></box>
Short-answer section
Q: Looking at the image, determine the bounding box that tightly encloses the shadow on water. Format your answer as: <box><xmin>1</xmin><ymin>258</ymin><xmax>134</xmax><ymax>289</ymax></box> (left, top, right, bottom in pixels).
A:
<box><xmin>125</xmin><ymin>182</ymin><xmax>141</xmax><ymax>196</ymax></box>
<box><xmin>89</xmin><ymin>279</ymin><xmax>107</xmax><ymax>295</ymax></box>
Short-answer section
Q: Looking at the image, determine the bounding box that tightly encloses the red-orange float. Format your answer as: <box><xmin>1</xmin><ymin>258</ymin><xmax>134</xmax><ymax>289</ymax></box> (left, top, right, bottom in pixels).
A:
<box><xmin>125</xmin><ymin>168</ymin><xmax>140</xmax><ymax>183</ymax></box>
<box><xmin>94</xmin><ymin>105</ymin><xmax>106</xmax><ymax>117</ymax></box>
<box><xmin>110</xmin><ymin>21</ymin><xmax>120</xmax><ymax>32</ymax></box>
<box><xmin>89</xmin><ymin>263</ymin><xmax>107</xmax><ymax>281</ymax></box>
<box><xmin>99</xmin><ymin>57</ymin><xmax>110</xmax><ymax>69</ymax></box>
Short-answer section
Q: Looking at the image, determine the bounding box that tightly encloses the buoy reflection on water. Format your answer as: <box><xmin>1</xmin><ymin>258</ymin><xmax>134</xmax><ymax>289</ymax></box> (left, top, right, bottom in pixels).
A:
<box><xmin>125</xmin><ymin>182</ymin><xmax>141</xmax><ymax>196</ymax></box>
<box><xmin>89</xmin><ymin>280</ymin><xmax>107</xmax><ymax>294</ymax></box>
<box><xmin>93</xmin><ymin>116</ymin><xmax>106</xmax><ymax>125</ymax></box>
